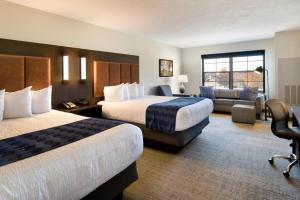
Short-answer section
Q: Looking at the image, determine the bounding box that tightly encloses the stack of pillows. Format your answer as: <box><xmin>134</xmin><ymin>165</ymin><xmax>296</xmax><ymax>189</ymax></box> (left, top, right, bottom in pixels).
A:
<box><xmin>0</xmin><ymin>86</ymin><xmax>52</xmax><ymax>121</ymax></box>
<box><xmin>104</xmin><ymin>82</ymin><xmax>144</xmax><ymax>102</ymax></box>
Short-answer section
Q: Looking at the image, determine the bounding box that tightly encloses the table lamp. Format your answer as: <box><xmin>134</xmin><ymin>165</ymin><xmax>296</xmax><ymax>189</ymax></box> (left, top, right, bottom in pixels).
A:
<box><xmin>178</xmin><ymin>74</ymin><xmax>188</xmax><ymax>94</ymax></box>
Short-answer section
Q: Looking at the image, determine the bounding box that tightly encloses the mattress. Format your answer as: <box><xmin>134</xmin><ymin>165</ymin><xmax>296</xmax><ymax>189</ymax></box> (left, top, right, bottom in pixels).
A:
<box><xmin>98</xmin><ymin>95</ymin><xmax>214</xmax><ymax>131</ymax></box>
<box><xmin>0</xmin><ymin>110</ymin><xmax>143</xmax><ymax>200</ymax></box>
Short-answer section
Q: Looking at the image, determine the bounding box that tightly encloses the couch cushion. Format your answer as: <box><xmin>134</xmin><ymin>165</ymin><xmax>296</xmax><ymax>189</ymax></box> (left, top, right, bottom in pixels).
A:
<box><xmin>200</xmin><ymin>86</ymin><xmax>215</xmax><ymax>99</ymax></box>
<box><xmin>240</xmin><ymin>86</ymin><xmax>258</xmax><ymax>101</ymax></box>
<box><xmin>234</xmin><ymin>100</ymin><xmax>256</xmax><ymax>106</ymax></box>
<box><xmin>214</xmin><ymin>89</ymin><xmax>240</xmax><ymax>99</ymax></box>
<box><xmin>214</xmin><ymin>98</ymin><xmax>235</xmax><ymax>106</ymax></box>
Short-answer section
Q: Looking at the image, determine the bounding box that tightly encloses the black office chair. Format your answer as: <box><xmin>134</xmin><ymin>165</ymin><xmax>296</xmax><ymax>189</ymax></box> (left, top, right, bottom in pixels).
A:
<box><xmin>265</xmin><ymin>99</ymin><xmax>300</xmax><ymax>177</ymax></box>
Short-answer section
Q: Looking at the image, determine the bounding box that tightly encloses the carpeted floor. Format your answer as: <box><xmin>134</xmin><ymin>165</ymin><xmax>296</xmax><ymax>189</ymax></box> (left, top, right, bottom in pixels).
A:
<box><xmin>125</xmin><ymin>113</ymin><xmax>300</xmax><ymax>200</ymax></box>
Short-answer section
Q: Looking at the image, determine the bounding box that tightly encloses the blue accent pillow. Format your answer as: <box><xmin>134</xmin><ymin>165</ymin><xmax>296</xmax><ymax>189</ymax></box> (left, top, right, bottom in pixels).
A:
<box><xmin>240</xmin><ymin>86</ymin><xmax>258</xmax><ymax>101</ymax></box>
<box><xmin>199</xmin><ymin>86</ymin><xmax>215</xmax><ymax>99</ymax></box>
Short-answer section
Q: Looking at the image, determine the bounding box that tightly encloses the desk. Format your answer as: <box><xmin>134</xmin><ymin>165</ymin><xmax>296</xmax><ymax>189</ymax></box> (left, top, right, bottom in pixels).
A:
<box><xmin>292</xmin><ymin>106</ymin><xmax>300</xmax><ymax>127</ymax></box>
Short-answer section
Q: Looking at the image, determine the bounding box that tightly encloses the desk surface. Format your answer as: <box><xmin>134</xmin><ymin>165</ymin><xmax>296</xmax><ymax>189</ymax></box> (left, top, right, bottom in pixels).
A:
<box><xmin>292</xmin><ymin>106</ymin><xmax>300</xmax><ymax>126</ymax></box>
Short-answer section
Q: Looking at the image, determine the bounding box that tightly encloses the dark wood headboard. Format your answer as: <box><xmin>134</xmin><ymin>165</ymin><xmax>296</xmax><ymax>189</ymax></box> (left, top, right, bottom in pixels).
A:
<box><xmin>0</xmin><ymin>54</ymin><xmax>51</xmax><ymax>92</ymax></box>
<box><xmin>93</xmin><ymin>61</ymin><xmax>139</xmax><ymax>97</ymax></box>
<box><xmin>0</xmin><ymin>38</ymin><xmax>139</xmax><ymax>105</ymax></box>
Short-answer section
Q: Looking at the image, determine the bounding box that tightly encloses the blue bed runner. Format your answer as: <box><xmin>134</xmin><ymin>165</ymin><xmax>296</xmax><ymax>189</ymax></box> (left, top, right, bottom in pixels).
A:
<box><xmin>146</xmin><ymin>97</ymin><xmax>205</xmax><ymax>134</ymax></box>
<box><xmin>0</xmin><ymin>118</ymin><xmax>122</xmax><ymax>167</ymax></box>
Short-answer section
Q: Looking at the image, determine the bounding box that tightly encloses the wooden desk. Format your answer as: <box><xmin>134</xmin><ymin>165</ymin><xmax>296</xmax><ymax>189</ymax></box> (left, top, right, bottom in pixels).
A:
<box><xmin>292</xmin><ymin>106</ymin><xmax>300</xmax><ymax>127</ymax></box>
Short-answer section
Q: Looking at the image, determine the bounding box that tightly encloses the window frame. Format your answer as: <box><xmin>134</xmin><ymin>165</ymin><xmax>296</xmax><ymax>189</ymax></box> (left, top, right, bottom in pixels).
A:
<box><xmin>201</xmin><ymin>50</ymin><xmax>265</xmax><ymax>92</ymax></box>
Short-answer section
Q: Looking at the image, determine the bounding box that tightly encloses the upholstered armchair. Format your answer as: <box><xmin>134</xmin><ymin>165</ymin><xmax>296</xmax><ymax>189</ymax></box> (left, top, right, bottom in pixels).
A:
<box><xmin>157</xmin><ymin>85</ymin><xmax>173</xmax><ymax>96</ymax></box>
<box><xmin>157</xmin><ymin>85</ymin><xmax>189</xmax><ymax>97</ymax></box>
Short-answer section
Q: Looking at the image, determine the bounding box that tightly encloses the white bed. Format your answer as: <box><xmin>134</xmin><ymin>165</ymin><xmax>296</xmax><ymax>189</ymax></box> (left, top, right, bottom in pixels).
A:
<box><xmin>98</xmin><ymin>95</ymin><xmax>213</xmax><ymax>131</ymax></box>
<box><xmin>0</xmin><ymin>110</ymin><xmax>143</xmax><ymax>200</ymax></box>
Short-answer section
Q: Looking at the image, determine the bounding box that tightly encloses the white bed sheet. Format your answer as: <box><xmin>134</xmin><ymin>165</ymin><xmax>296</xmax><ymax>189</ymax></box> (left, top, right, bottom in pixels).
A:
<box><xmin>98</xmin><ymin>95</ymin><xmax>213</xmax><ymax>131</ymax></box>
<box><xmin>0</xmin><ymin>110</ymin><xmax>143</xmax><ymax>200</ymax></box>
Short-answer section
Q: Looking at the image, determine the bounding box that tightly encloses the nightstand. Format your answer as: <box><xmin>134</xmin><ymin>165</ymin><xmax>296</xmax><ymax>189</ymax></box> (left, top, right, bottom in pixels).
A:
<box><xmin>173</xmin><ymin>94</ymin><xmax>191</xmax><ymax>97</ymax></box>
<box><xmin>55</xmin><ymin>104</ymin><xmax>102</xmax><ymax>118</ymax></box>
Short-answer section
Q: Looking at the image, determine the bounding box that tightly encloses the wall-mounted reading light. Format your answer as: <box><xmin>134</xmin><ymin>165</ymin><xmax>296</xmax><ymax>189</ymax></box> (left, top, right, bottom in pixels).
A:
<box><xmin>80</xmin><ymin>57</ymin><xmax>87</xmax><ymax>80</ymax></box>
<box><xmin>63</xmin><ymin>55</ymin><xmax>69</xmax><ymax>81</ymax></box>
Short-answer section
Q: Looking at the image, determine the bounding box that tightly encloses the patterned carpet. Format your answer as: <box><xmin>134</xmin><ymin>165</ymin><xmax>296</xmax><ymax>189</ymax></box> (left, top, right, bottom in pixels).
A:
<box><xmin>125</xmin><ymin>113</ymin><xmax>300</xmax><ymax>200</ymax></box>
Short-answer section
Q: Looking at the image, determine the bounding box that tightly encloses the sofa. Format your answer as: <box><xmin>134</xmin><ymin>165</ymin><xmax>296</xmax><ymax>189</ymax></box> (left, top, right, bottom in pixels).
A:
<box><xmin>201</xmin><ymin>88</ymin><xmax>264</xmax><ymax>115</ymax></box>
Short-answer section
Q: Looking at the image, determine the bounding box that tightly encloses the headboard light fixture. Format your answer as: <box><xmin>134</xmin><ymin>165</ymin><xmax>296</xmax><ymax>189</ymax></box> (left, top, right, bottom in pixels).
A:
<box><xmin>63</xmin><ymin>55</ymin><xmax>69</xmax><ymax>81</ymax></box>
<box><xmin>80</xmin><ymin>57</ymin><xmax>87</xmax><ymax>80</ymax></box>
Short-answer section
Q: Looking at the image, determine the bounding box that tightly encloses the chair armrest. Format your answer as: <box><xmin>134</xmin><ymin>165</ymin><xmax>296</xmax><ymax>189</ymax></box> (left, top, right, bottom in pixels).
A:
<box><xmin>256</xmin><ymin>95</ymin><xmax>264</xmax><ymax>114</ymax></box>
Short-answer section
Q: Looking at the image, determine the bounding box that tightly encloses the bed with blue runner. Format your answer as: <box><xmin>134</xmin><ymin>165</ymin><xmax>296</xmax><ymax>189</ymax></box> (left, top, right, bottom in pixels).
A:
<box><xmin>146</xmin><ymin>97</ymin><xmax>205</xmax><ymax>134</ymax></box>
<box><xmin>0</xmin><ymin>118</ymin><xmax>122</xmax><ymax>167</ymax></box>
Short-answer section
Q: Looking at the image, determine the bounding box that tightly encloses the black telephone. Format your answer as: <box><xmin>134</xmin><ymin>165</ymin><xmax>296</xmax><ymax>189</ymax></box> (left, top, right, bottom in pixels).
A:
<box><xmin>62</xmin><ymin>102</ymin><xmax>77</xmax><ymax>109</ymax></box>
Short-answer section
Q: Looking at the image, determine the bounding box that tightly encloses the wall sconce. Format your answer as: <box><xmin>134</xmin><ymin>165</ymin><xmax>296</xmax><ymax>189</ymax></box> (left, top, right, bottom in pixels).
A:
<box><xmin>63</xmin><ymin>55</ymin><xmax>69</xmax><ymax>81</ymax></box>
<box><xmin>80</xmin><ymin>57</ymin><xmax>87</xmax><ymax>80</ymax></box>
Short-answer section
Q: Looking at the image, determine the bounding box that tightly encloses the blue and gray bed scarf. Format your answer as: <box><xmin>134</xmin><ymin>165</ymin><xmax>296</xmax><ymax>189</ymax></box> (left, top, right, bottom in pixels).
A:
<box><xmin>0</xmin><ymin>118</ymin><xmax>122</xmax><ymax>167</ymax></box>
<box><xmin>146</xmin><ymin>97</ymin><xmax>205</xmax><ymax>134</ymax></box>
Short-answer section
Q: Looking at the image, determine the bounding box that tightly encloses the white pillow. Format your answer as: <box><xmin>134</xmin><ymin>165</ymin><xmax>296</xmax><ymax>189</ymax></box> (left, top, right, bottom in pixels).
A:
<box><xmin>32</xmin><ymin>86</ymin><xmax>52</xmax><ymax>114</ymax></box>
<box><xmin>104</xmin><ymin>84</ymin><xmax>124</xmax><ymax>102</ymax></box>
<box><xmin>137</xmin><ymin>83</ymin><xmax>145</xmax><ymax>97</ymax></box>
<box><xmin>128</xmin><ymin>83</ymin><xmax>138</xmax><ymax>99</ymax></box>
<box><xmin>0</xmin><ymin>90</ymin><xmax>4</xmax><ymax>121</ymax></box>
<box><xmin>4</xmin><ymin>87</ymin><xmax>32</xmax><ymax>119</ymax></box>
<box><xmin>123</xmin><ymin>83</ymin><xmax>130</xmax><ymax>100</ymax></box>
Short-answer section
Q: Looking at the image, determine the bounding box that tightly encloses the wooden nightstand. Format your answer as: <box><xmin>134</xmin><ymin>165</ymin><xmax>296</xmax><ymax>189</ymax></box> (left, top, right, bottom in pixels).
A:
<box><xmin>55</xmin><ymin>104</ymin><xmax>102</xmax><ymax>118</ymax></box>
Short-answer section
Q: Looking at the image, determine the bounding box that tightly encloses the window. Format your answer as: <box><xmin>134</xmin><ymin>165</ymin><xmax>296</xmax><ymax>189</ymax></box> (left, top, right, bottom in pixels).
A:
<box><xmin>202</xmin><ymin>50</ymin><xmax>265</xmax><ymax>92</ymax></box>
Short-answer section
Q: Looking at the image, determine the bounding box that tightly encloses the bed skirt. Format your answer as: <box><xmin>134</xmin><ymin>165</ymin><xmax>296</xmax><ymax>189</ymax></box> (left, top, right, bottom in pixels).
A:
<box><xmin>133</xmin><ymin>117</ymin><xmax>210</xmax><ymax>152</ymax></box>
<box><xmin>82</xmin><ymin>162</ymin><xmax>138</xmax><ymax>200</ymax></box>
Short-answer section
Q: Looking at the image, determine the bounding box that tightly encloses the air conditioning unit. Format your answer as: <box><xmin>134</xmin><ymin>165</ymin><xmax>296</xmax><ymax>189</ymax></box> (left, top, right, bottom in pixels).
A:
<box><xmin>284</xmin><ymin>85</ymin><xmax>300</xmax><ymax>105</ymax></box>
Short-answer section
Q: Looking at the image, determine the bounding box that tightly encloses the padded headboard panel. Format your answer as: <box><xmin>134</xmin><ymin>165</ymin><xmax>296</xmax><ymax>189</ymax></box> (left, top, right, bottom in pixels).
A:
<box><xmin>0</xmin><ymin>55</ymin><xmax>25</xmax><ymax>92</ymax></box>
<box><xmin>0</xmin><ymin>54</ymin><xmax>51</xmax><ymax>92</ymax></box>
<box><xmin>94</xmin><ymin>61</ymin><xmax>139</xmax><ymax>97</ymax></box>
<box><xmin>109</xmin><ymin>62</ymin><xmax>121</xmax><ymax>86</ymax></box>
<box><xmin>25</xmin><ymin>56</ymin><xmax>51</xmax><ymax>90</ymax></box>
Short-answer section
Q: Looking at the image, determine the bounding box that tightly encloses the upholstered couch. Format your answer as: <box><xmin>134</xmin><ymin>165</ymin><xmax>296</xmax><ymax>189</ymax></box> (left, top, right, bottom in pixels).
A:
<box><xmin>201</xmin><ymin>89</ymin><xmax>264</xmax><ymax>115</ymax></box>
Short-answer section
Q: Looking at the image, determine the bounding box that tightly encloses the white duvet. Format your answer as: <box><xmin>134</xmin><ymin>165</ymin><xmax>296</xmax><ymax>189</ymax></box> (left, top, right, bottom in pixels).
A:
<box><xmin>0</xmin><ymin>110</ymin><xmax>143</xmax><ymax>200</ymax></box>
<box><xmin>98</xmin><ymin>95</ymin><xmax>214</xmax><ymax>131</ymax></box>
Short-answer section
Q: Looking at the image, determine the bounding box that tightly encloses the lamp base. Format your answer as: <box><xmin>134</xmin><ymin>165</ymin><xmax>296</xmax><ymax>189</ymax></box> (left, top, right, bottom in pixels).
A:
<box><xmin>179</xmin><ymin>84</ymin><xmax>185</xmax><ymax>94</ymax></box>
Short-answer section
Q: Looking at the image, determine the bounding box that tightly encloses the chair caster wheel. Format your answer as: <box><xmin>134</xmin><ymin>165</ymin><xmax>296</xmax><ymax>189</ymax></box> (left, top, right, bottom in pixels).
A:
<box><xmin>268</xmin><ymin>159</ymin><xmax>273</xmax><ymax>164</ymax></box>
<box><xmin>283</xmin><ymin>171</ymin><xmax>290</xmax><ymax>177</ymax></box>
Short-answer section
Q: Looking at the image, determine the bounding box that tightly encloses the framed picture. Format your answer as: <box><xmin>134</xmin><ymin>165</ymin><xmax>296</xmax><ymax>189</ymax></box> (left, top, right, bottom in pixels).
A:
<box><xmin>159</xmin><ymin>59</ymin><xmax>173</xmax><ymax>77</ymax></box>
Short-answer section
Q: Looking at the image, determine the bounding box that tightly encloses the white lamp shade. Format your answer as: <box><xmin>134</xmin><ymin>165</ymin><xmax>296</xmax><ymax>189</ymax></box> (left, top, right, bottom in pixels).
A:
<box><xmin>80</xmin><ymin>57</ymin><xmax>87</xmax><ymax>80</ymax></box>
<box><xmin>178</xmin><ymin>74</ymin><xmax>188</xmax><ymax>83</ymax></box>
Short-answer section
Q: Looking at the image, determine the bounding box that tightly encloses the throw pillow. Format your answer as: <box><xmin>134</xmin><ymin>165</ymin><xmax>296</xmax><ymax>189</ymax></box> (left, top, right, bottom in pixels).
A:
<box><xmin>0</xmin><ymin>89</ymin><xmax>4</xmax><ymax>121</ymax></box>
<box><xmin>137</xmin><ymin>83</ymin><xmax>145</xmax><ymax>98</ymax></box>
<box><xmin>199</xmin><ymin>86</ymin><xmax>215</xmax><ymax>99</ymax></box>
<box><xmin>4</xmin><ymin>86</ymin><xmax>32</xmax><ymax>119</ymax></box>
<box><xmin>128</xmin><ymin>83</ymin><xmax>138</xmax><ymax>99</ymax></box>
<box><xmin>240</xmin><ymin>86</ymin><xmax>258</xmax><ymax>101</ymax></box>
<box><xmin>104</xmin><ymin>84</ymin><xmax>124</xmax><ymax>102</ymax></box>
<box><xmin>31</xmin><ymin>85</ymin><xmax>52</xmax><ymax>114</ymax></box>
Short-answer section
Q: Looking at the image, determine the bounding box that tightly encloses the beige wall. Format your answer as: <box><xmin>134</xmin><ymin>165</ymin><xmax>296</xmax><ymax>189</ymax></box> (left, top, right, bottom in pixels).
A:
<box><xmin>0</xmin><ymin>1</ymin><xmax>181</xmax><ymax>95</ymax></box>
<box><xmin>1</xmin><ymin>1</ymin><xmax>300</xmax><ymax>102</ymax></box>
<box><xmin>181</xmin><ymin>39</ymin><xmax>275</xmax><ymax>97</ymax></box>
<box><xmin>275</xmin><ymin>30</ymin><xmax>300</xmax><ymax>104</ymax></box>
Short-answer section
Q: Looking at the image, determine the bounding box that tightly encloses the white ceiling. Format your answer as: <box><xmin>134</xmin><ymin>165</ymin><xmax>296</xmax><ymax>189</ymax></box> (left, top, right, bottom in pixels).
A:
<box><xmin>6</xmin><ymin>0</ymin><xmax>300</xmax><ymax>48</ymax></box>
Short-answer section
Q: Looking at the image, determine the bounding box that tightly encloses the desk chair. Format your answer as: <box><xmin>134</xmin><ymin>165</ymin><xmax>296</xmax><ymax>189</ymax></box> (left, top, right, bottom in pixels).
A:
<box><xmin>265</xmin><ymin>99</ymin><xmax>300</xmax><ymax>177</ymax></box>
